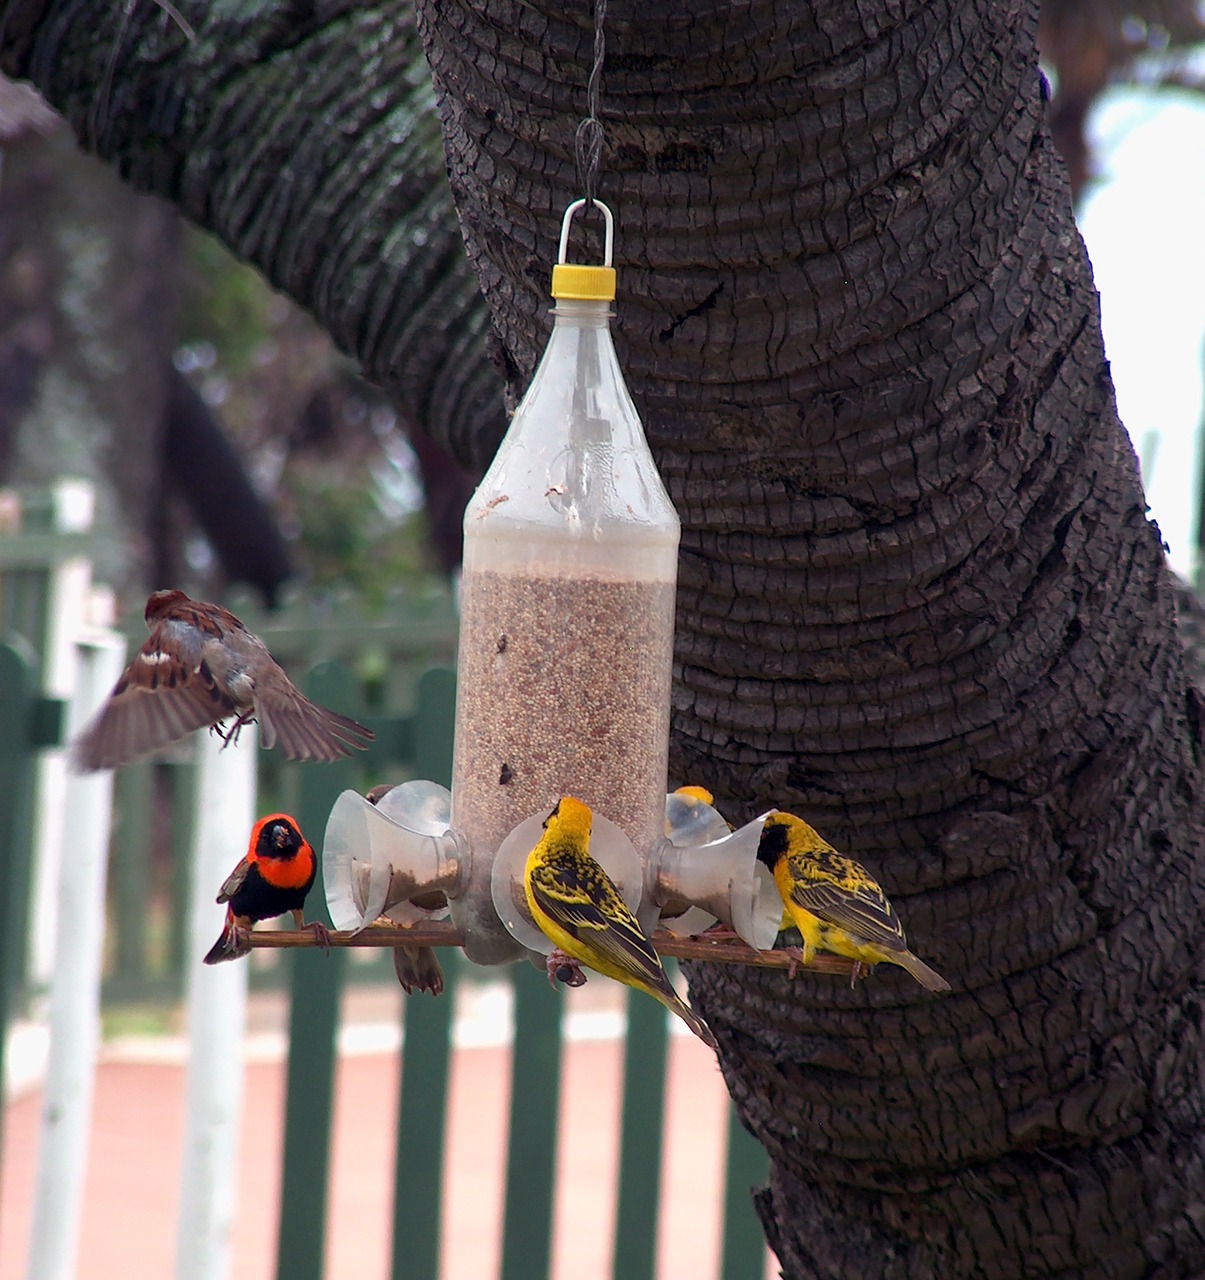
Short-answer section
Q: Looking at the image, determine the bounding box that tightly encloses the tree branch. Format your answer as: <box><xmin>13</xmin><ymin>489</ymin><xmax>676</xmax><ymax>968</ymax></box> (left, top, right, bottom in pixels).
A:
<box><xmin>0</xmin><ymin>0</ymin><xmax>506</xmax><ymax>470</ymax></box>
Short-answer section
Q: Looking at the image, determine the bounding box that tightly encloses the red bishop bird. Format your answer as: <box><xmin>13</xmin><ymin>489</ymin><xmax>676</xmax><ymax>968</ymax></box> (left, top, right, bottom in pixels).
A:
<box><xmin>203</xmin><ymin>813</ymin><xmax>330</xmax><ymax>964</ymax></box>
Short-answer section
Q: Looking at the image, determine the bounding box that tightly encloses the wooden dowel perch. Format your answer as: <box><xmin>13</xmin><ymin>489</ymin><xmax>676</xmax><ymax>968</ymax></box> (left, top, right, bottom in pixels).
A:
<box><xmin>242</xmin><ymin>922</ymin><xmax>858</xmax><ymax>976</ymax></box>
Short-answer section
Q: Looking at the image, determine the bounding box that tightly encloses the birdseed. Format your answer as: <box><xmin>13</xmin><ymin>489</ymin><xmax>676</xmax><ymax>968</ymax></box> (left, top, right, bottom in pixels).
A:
<box><xmin>451</xmin><ymin>564</ymin><xmax>675</xmax><ymax>863</ymax></box>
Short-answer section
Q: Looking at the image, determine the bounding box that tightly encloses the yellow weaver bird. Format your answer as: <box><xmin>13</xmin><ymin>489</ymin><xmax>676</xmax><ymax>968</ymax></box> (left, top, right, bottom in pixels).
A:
<box><xmin>524</xmin><ymin>796</ymin><xmax>718</xmax><ymax>1050</ymax></box>
<box><xmin>755</xmin><ymin>811</ymin><xmax>950</xmax><ymax>992</ymax></box>
<box><xmin>672</xmin><ymin>784</ymin><xmax>715</xmax><ymax>806</ymax></box>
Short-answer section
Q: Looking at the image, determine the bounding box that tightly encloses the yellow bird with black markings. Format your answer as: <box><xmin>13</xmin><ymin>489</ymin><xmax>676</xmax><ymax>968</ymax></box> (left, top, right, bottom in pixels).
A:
<box><xmin>671</xmin><ymin>784</ymin><xmax>715</xmax><ymax>807</ymax></box>
<box><xmin>756</xmin><ymin>811</ymin><xmax>950</xmax><ymax>992</ymax></box>
<box><xmin>524</xmin><ymin>796</ymin><xmax>718</xmax><ymax>1049</ymax></box>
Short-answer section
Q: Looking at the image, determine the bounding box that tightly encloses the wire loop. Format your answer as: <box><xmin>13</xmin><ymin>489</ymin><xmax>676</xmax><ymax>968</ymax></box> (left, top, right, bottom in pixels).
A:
<box><xmin>558</xmin><ymin>197</ymin><xmax>614</xmax><ymax>266</ymax></box>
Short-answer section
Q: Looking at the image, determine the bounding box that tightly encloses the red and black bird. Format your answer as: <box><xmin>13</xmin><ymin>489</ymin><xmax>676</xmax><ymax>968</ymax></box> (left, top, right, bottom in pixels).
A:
<box><xmin>203</xmin><ymin>814</ymin><xmax>330</xmax><ymax>964</ymax></box>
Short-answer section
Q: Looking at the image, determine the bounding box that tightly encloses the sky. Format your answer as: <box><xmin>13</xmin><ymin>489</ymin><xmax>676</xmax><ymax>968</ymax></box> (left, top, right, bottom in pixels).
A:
<box><xmin>1077</xmin><ymin>84</ymin><xmax>1205</xmax><ymax>585</ymax></box>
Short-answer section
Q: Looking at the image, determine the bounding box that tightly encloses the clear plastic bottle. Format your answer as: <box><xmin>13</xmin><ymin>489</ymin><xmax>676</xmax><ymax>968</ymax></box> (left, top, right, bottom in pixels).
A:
<box><xmin>449</xmin><ymin>201</ymin><xmax>680</xmax><ymax>963</ymax></box>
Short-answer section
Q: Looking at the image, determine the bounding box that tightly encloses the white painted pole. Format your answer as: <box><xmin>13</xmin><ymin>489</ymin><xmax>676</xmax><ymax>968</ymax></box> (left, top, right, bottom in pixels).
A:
<box><xmin>174</xmin><ymin>725</ymin><xmax>256</xmax><ymax>1280</ymax></box>
<box><xmin>24</xmin><ymin>624</ymin><xmax>125</xmax><ymax>1280</ymax></box>
<box><xmin>27</xmin><ymin>479</ymin><xmax>98</xmax><ymax>988</ymax></box>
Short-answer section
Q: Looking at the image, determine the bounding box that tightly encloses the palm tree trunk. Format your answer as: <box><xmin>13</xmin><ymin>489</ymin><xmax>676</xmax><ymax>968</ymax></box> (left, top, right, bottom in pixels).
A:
<box><xmin>415</xmin><ymin>2</ymin><xmax>1205</xmax><ymax>1274</ymax></box>
<box><xmin>4</xmin><ymin>0</ymin><xmax>1204</xmax><ymax>1273</ymax></box>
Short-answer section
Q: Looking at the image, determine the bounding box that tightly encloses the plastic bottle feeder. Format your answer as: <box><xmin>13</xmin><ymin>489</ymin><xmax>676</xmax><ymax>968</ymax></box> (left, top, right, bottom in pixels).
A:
<box><xmin>320</xmin><ymin>201</ymin><xmax>780</xmax><ymax>966</ymax></box>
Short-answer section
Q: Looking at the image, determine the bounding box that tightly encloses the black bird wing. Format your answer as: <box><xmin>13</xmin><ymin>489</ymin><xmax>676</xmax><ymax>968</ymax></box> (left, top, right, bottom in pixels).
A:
<box><xmin>528</xmin><ymin>849</ymin><xmax>667</xmax><ymax>990</ymax></box>
<box><xmin>786</xmin><ymin>849</ymin><xmax>908</xmax><ymax>951</ymax></box>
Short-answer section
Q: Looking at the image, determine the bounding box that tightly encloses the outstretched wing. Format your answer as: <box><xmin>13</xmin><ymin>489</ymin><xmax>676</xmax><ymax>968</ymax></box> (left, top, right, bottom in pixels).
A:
<box><xmin>251</xmin><ymin>672</ymin><xmax>375</xmax><ymax>761</ymax></box>
<box><xmin>71</xmin><ymin>639</ymin><xmax>236</xmax><ymax>771</ymax></box>
<box><xmin>787</xmin><ymin>849</ymin><xmax>907</xmax><ymax>951</ymax></box>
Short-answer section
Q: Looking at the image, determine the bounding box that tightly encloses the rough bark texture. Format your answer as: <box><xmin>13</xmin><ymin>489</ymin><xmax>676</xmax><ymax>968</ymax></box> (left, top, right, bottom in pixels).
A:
<box><xmin>0</xmin><ymin>0</ymin><xmax>505</xmax><ymax>470</ymax></box>
<box><xmin>4</xmin><ymin>2</ymin><xmax>1205</xmax><ymax>1276</ymax></box>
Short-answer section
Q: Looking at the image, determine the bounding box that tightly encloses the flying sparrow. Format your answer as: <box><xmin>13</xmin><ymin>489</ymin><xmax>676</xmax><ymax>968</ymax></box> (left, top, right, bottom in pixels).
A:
<box><xmin>72</xmin><ymin>589</ymin><xmax>374</xmax><ymax>770</ymax></box>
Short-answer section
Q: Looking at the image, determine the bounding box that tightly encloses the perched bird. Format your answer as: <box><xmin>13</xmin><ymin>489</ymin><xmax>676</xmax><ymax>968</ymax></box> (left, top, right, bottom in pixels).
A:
<box><xmin>366</xmin><ymin>783</ymin><xmax>445</xmax><ymax>997</ymax></box>
<box><xmin>203</xmin><ymin>813</ymin><xmax>330</xmax><ymax>964</ymax></box>
<box><xmin>756</xmin><ymin>811</ymin><xmax>950</xmax><ymax>992</ymax></box>
<box><xmin>524</xmin><ymin>796</ymin><xmax>718</xmax><ymax>1049</ymax></box>
<box><xmin>72</xmin><ymin>589</ymin><xmax>374</xmax><ymax>770</ymax></box>
<box><xmin>672</xmin><ymin>784</ymin><xmax>715</xmax><ymax>807</ymax></box>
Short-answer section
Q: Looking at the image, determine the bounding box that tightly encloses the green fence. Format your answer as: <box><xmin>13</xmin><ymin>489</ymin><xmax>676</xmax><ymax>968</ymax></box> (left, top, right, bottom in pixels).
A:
<box><xmin>0</xmin><ymin>486</ymin><xmax>80</xmax><ymax>1094</ymax></box>
<box><xmin>0</xmin><ymin>487</ymin><xmax>770</xmax><ymax>1280</ymax></box>
<box><xmin>258</xmin><ymin>661</ymin><xmax>768</xmax><ymax>1280</ymax></box>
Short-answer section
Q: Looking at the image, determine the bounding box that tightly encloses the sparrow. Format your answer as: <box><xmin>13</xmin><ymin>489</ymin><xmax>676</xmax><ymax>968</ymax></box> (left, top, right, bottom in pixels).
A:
<box><xmin>366</xmin><ymin>783</ymin><xmax>445</xmax><ymax>996</ymax></box>
<box><xmin>71</xmin><ymin>589</ymin><xmax>374</xmax><ymax>769</ymax></box>
<box><xmin>203</xmin><ymin>813</ymin><xmax>330</xmax><ymax>963</ymax></box>
<box><xmin>524</xmin><ymin>796</ymin><xmax>718</xmax><ymax>1050</ymax></box>
<box><xmin>756</xmin><ymin>811</ymin><xmax>950</xmax><ymax>992</ymax></box>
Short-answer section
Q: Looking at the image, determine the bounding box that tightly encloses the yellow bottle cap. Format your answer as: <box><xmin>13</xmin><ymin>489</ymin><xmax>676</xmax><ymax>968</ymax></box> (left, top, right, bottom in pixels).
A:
<box><xmin>553</xmin><ymin>199</ymin><xmax>616</xmax><ymax>301</ymax></box>
<box><xmin>551</xmin><ymin>263</ymin><xmax>617</xmax><ymax>301</ymax></box>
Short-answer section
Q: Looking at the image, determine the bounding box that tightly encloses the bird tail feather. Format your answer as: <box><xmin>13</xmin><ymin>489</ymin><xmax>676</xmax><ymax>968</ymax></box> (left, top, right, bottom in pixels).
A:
<box><xmin>203</xmin><ymin>913</ymin><xmax>251</xmax><ymax>965</ymax></box>
<box><xmin>896</xmin><ymin>951</ymin><xmax>951</xmax><ymax>993</ymax></box>
<box><xmin>660</xmin><ymin>991</ymin><xmax>718</xmax><ymax>1050</ymax></box>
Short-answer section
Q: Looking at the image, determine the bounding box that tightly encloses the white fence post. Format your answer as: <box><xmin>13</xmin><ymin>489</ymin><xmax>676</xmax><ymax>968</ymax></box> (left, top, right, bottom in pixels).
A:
<box><xmin>27</xmin><ymin>479</ymin><xmax>99</xmax><ymax>989</ymax></box>
<box><xmin>174</xmin><ymin>727</ymin><xmax>257</xmax><ymax>1280</ymax></box>
<box><xmin>23</xmin><ymin>614</ymin><xmax>125</xmax><ymax>1280</ymax></box>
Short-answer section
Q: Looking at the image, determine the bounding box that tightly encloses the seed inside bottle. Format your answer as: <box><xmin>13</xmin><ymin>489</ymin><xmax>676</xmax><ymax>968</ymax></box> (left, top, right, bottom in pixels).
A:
<box><xmin>451</xmin><ymin>564</ymin><xmax>675</xmax><ymax>864</ymax></box>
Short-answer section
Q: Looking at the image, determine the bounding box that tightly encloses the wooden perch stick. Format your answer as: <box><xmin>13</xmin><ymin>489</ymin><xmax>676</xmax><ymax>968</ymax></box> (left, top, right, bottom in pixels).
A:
<box><xmin>242</xmin><ymin>921</ymin><xmax>858</xmax><ymax>976</ymax></box>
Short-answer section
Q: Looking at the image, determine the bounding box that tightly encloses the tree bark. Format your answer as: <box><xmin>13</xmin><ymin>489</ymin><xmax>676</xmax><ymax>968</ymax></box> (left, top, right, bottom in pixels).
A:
<box><xmin>4</xmin><ymin>1</ymin><xmax>1204</xmax><ymax>1275</ymax></box>
<box><xmin>0</xmin><ymin>0</ymin><xmax>506</xmax><ymax>470</ymax></box>
<box><xmin>414</xmin><ymin>4</ymin><xmax>1205</xmax><ymax>1273</ymax></box>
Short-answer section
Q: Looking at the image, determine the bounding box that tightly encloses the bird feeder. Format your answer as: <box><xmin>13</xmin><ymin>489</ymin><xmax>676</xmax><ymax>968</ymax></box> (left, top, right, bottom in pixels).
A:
<box><xmin>320</xmin><ymin>200</ymin><xmax>779</xmax><ymax>968</ymax></box>
<box><xmin>448</xmin><ymin>198</ymin><xmax>680</xmax><ymax>962</ymax></box>
<box><xmin>651</xmin><ymin>793</ymin><xmax>781</xmax><ymax>950</ymax></box>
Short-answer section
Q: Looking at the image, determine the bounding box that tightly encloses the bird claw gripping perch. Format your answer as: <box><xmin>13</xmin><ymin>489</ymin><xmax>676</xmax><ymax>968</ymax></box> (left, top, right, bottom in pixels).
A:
<box><xmin>302</xmin><ymin>918</ymin><xmax>332</xmax><ymax>956</ymax></box>
<box><xmin>547</xmin><ymin>950</ymin><xmax>588</xmax><ymax>989</ymax></box>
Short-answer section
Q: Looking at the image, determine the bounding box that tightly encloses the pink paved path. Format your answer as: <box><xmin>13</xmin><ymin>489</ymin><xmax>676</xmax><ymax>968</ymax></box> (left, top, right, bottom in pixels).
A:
<box><xmin>1</xmin><ymin>989</ymin><xmax>766</xmax><ymax>1280</ymax></box>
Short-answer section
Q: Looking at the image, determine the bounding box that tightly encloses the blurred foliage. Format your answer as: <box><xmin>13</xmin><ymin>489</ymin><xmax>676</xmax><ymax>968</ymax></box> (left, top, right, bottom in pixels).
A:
<box><xmin>178</xmin><ymin>228</ymin><xmax>276</xmax><ymax>375</ymax></box>
<box><xmin>173</xmin><ymin>226</ymin><xmax>432</xmax><ymax>601</ymax></box>
<box><xmin>286</xmin><ymin>464</ymin><xmax>428</xmax><ymax>607</ymax></box>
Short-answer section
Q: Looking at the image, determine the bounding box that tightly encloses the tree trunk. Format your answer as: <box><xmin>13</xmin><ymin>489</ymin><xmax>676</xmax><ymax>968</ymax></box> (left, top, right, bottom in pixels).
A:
<box><xmin>414</xmin><ymin>4</ymin><xmax>1205</xmax><ymax>1272</ymax></box>
<box><xmin>4</xmin><ymin>2</ymin><xmax>1204</xmax><ymax>1274</ymax></box>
